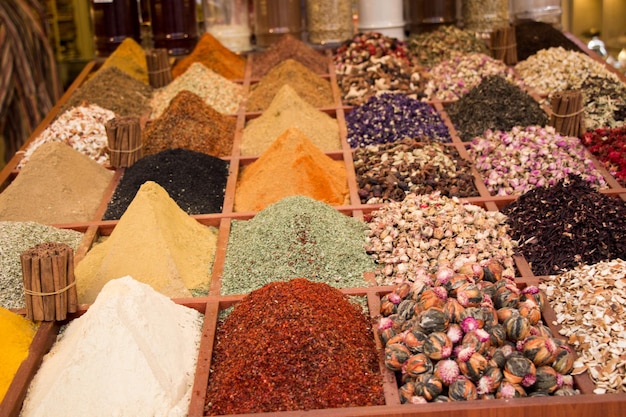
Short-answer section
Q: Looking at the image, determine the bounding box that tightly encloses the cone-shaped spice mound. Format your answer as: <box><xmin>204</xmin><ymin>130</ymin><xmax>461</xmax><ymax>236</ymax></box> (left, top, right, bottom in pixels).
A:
<box><xmin>241</xmin><ymin>85</ymin><xmax>340</xmax><ymax>156</ymax></box>
<box><xmin>205</xmin><ymin>278</ymin><xmax>385</xmax><ymax>415</ymax></box>
<box><xmin>171</xmin><ymin>32</ymin><xmax>246</xmax><ymax>80</ymax></box>
<box><xmin>99</xmin><ymin>37</ymin><xmax>149</xmax><ymax>84</ymax></box>
<box><xmin>250</xmin><ymin>34</ymin><xmax>330</xmax><ymax>78</ymax></box>
<box><xmin>235</xmin><ymin>127</ymin><xmax>348</xmax><ymax>212</ymax></box>
<box><xmin>0</xmin><ymin>142</ymin><xmax>114</xmax><ymax>224</ymax></box>
<box><xmin>75</xmin><ymin>181</ymin><xmax>218</xmax><ymax>303</ymax></box>
<box><xmin>143</xmin><ymin>90</ymin><xmax>236</xmax><ymax>157</ymax></box>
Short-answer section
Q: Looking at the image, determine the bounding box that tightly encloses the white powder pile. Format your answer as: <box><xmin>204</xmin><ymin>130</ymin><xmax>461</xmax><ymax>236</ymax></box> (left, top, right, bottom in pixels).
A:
<box><xmin>20</xmin><ymin>276</ymin><xmax>203</xmax><ymax>417</ymax></box>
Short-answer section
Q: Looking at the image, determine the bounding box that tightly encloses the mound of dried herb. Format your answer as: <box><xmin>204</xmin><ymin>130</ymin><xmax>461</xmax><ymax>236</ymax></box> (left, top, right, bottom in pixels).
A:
<box><xmin>251</xmin><ymin>34</ymin><xmax>330</xmax><ymax>78</ymax></box>
<box><xmin>515</xmin><ymin>21</ymin><xmax>583</xmax><ymax>62</ymax></box>
<box><xmin>501</xmin><ymin>174</ymin><xmax>626</xmax><ymax>276</ymax></box>
<box><xmin>582</xmin><ymin>126</ymin><xmax>626</xmax><ymax>186</ymax></box>
<box><xmin>406</xmin><ymin>25</ymin><xmax>489</xmax><ymax>68</ymax></box>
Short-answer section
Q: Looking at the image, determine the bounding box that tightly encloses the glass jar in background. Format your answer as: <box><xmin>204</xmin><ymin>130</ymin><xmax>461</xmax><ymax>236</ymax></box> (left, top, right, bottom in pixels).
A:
<box><xmin>253</xmin><ymin>0</ymin><xmax>303</xmax><ymax>48</ymax></box>
<box><xmin>150</xmin><ymin>0</ymin><xmax>199</xmax><ymax>55</ymax></box>
<box><xmin>511</xmin><ymin>0</ymin><xmax>562</xmax><ymax>29</ymax></box>
<box><xmin>204</xmin><ymin>0</ymin><xmax>252</xmax><ymax>52</ymax></box>
<box><xmin>462</xmin><ymin>0</ymin><xmax>509</xmax><ymax>35</ymax></box>
<box><xmin>357</xmin><ymin>0</ymin><xmax>405</xmax><ymax>40</ymax></box>
<box><xmin>405</xmin><ymin>0</ymin><xmax>457</xmax><ymax>35</ymax></box>
<box><xmin>305</xmin><ymin>0</ymin><xmax>354</xmax><ymax>45</ymax></box>
<box><xmin>90</xmin><ymin>0</ymin><xmax>141</xmax><ymax>57</ymax></box>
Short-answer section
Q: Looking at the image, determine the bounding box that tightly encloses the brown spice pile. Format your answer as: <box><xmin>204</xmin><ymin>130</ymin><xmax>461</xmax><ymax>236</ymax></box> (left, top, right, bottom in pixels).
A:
<box><xmin>171</xmin><ymin>33</ymin><xmax>246</xmax><ymax>80</ymax></box>
<box><xmin>246</xmin><ymin>59</ymin><xmax>334</xmax><ymax>112</ymax></box>
<box><xmin>250</xmin><ymin>34</ymin><xmax>330</xmax><ymax>78</ymax></box>
<box><xmin>59</xmin><ymin>66</ymin><xmax>153</xmax><ymax>118</ymax></box>
<box><xmin>142</xmin><ymin>90</ymin><xmax>236</xmax><ymax>157</ymax></box>
<box><xmin>205</xmin><ymin>278</ymin><xmax>385</xmax><ymax>415</ymax></box>
<box><xmin>99</xmin><ymin>37</ymin><xmax>149</xmax><ymax>84</ymax></box>
<box><xmin>234</xmin><ymin>127</ymin><xmax>349</xmax><ymax>212</ymax></box>
<box><xmin>241</xmin><ymin>85</ymin><xmax>340</xmax><ymax>156</ymax></box>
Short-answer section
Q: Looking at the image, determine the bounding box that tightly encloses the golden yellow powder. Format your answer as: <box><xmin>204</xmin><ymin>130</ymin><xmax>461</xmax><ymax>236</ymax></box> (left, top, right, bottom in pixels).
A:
<box><xmin>0</xmin><ymin>307</ymin><xmax>38</xmax><ymax>402</ymax></box>
<box><xmin>75</xmin><ymin>181</ymin><xmax>219</xmax><ymax>304</ymax></box>
<box><xmin>99</xmin><ymin>38</ymin><xmax>149</xmax><ymax>85</ymax></box>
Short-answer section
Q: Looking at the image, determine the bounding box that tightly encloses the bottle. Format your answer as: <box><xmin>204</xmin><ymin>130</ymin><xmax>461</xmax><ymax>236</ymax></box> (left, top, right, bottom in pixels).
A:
<box><xmin>406</xmin><ymin>0</ymin><xmax>457</xmax><ymax>35</ymax></box>
<box><xmin>512</xmin><ymin>0</ymin><xmax>562</xmax><ymax>29</ymax></box>
<box><xmin>462</xmin><ymin>0</ymin><xmax>509</xmax><ymax>36</ymax></box>
<box><xmin>253</xmin><ymin>0</ymin><xmax>303</xmax><ymax>48</ymax></box>
<box><xmin>204</xmin><ymin>0</ymin><xmax>251</xmax><ymax>52</ymax></box>
<box><xmin>305</xmin><ymin>0</ymin><xmax>353</xmax><ymax>45</ymax></box>
<box><xmin>150</xmin><ymin>0</ymin><xmax>199</xmax><ymax>55</ymax></box>
<box><xmin>90</xmin><ymin>0</ymin><xmax>141</xmax><ymax>57</ymax></box>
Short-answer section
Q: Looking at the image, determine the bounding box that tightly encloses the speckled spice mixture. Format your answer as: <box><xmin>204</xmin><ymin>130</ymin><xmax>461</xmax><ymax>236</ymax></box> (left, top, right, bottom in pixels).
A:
<box><xmin>251</xmin><ymin>34</ymin><xmax>331</xmax><ymax>78</ymax></box>
<box><xmin>0</xmin><ymin>221</ymin><xmax>83</xmax><ymax>310</ymax></box>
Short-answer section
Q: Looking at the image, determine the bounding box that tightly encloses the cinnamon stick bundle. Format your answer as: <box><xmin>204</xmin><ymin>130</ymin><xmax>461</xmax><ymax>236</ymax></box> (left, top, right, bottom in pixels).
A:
<box><xmin>106</xmin><ymin>116</ymin><xmax>143</xmax><ymax>168</ymax></box>
<box><xmin>20</xmin><ymin>242</ymin><xmax>78</xmax><ymax>321</ymax></box>
<box><xmin>490</xmin><ymin>26</ymin><xmax>518</xmax><ymax>66</ymax></box>
<box><xmin>549</xmin><ymin>90</ymin><xmax>586</xmax><ymax>138</ymax></box>
<box><xmin>146</xmin><ymin>48</ymin><xmax>172</xmax><ymax>88</ymax></box>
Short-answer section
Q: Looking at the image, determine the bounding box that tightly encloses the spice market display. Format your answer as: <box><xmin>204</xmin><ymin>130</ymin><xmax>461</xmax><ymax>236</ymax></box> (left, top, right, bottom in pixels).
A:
<box><xmin>1</xmin><ymin>13</ymin><xmax>626</xmax><ymax>417</ymax></box>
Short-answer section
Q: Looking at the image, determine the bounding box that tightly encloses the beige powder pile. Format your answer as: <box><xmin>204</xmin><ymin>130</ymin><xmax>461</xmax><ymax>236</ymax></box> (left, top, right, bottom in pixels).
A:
<box><xmin>0</xmin><ymin>142</ymin><xmax>114</xmax><ymax>224</ymax></box>
<box><xmin>75</xmin><ymin>181</ymin><xmax>218</xmax><ymax>304</ymax></box>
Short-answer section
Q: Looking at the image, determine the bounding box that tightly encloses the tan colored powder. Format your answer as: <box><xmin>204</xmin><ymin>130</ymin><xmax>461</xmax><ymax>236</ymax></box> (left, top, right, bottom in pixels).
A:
<box><xmin>75</xmin><ymin>181</ymin><xmax>219</xmax><ymax>304</ymax></box>
<box><xmin>0</xmin><ymin>142</ymin><xmax>114</xmax><ymax>224</ymax></box>
<box><xmin>250</xmin><ymin>34</ymin><xmax>331</xmax><ymax>78</ymax></box>
<box><xmin>234</xmin><ymin>128</ymin><xmax>349</xmax><ymax>212</ymax></box>
<box><xmin>241</xmin><ymin>85</ymin><xmax>341</xmax><ymax>156</ymax></box>
<box><xmin>246</xmin><ymin>59</ymin><xmax>334</xmax><ymax>112</ymax></box>
<box><xmin>171</xmin><ymin>33</ymin><xmax>246</xmax><ymax>80</ymax></box>
<box><xmin>99</xmin><ymin>38</ymin><xmax>149</xmax><ymax>85</ymax></box>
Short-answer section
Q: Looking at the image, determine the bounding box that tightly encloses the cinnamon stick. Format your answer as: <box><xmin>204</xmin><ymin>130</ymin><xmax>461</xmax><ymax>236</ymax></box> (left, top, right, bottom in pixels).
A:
<box><xmin>67</xmin><ymin>248</ymin><xmax>78</xmax><ymax>313</ymax></box>
<box><xmin>39</xmin><ymin>255</ymin><xmax>55</xmax><ymax>321</ymax></box>
<box><xmin>20</xmin><ymin>253</ymin><xmax>34</xmax><ymax>320</ymax></box>
<box><xmin>30</xmin><ymin>256</ymin><xmax>44</xmax><ymax>321</ymax></box>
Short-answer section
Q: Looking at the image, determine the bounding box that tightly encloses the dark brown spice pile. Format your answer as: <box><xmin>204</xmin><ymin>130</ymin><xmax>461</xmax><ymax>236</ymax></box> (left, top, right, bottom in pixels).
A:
<box><xmin>59</xmin><ymin>66</ymin><xmax>153</xmax><ymax>117</ymax></box>
<box><xmin>515</xmin><ymin>21</ymin><xmax>583</xmax><ymax>62</ymax></box>
<box><xmin>250</xmin><ymin>34</ymin><xmax>331</xmax><ymax>78</ymax></box>
<box><xmin>142</xmin><ymin>90</ymin><xmax>236</xmax><ymax>157</ymax></box>
<box><xmin>205</xmin><ymin>278</ymin><xmax>385</xmax><ymax>414</ymax></box>
<box><xmin>501</xmin><ymin>174</ymin><xmax>626</xmax><ymax>276</ymax></box>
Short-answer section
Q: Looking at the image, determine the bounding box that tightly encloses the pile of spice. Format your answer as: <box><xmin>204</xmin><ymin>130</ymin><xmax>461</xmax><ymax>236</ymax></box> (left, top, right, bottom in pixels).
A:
<box><xmin>354</xmin><ymin>139</ymin><xmax>478</xmax><ymax>204</ymax></box>
<box><xmin>337</xmin><ymin>54</ymin><xmax>428</xmax><ymax>106</ymax></box>
<box><xmin>75</xmin><ymin>181</ymin><xmax>219</xmax><ymax>303</ymax></box>
<box><xmin>20</xmin><ymin>276</ymin><xmax>203</xmax><ymax>417</ymax></box>
<box><xmin>143</xmin><ymin>90</ymin><xmax>236</xmax><ymax>158</ymax></box>
<box><xmin>0</xmin><ymin>307</ymin><xmax>38</xmax><ymax>402</ymax></box>
<box><xmin>515</xmin><ymin>21</ymin><xmax>583</xmax><ymax>62</ymax></box>
<box><xmin>98</xmin><ymin>37</ymin><xmax>149</xmax><ymax>84</ymax></box>
<box><xmin>221</xmin><ymin>196</ymin><xmax>375</xmax><ymax>295</ymax></box>
<box><xmin>241</xmin><ymin>84</ymin><xmax>340</xmax><ymax>156</ymax></box>
<box><xmin>365</xmin><ymin>192</ymin><xmax>516</xmax><ymax>286</ymax></box>
<box><xmin>0</xmin><ymin>221</ymin><xmax>83</xmax><ymax>310</ymax></box>
<box><xmin>150</xmin><ymin>62</ymin><xmax>243</xmax><ymax>118</ymax></box>
<box><xmin>171</xmin><ymin>32</ymin><xmax>246</xmax><ymax>80</ymax></box>
<box><xmin>234</xmin><ymin>128</ymin><xmax>348</xmax><ymax>212</ymax></box>
<box><xmin>515</xmin><ymin>47</ymin><xmax>622</xmax><ymax>97</ymax></box>
<box><xmin>446</xmin><ymin>75</ymin><xmax>549</xmax><ymax>142</ymax></box>
<box><xmin>334</xmin><ymin>31</ymin><xmax>410</xmax><ymax>69</ymax></box>
<box><xmin>540</xmin><ymin>258</ymin><xmax>626</xmax><ymax>394</ymax></box>
<box><xmin>251</xmin><ymin>34</ymin><xmax>330</xmax><ymax>78</ymax></box>
<box><xmin>59</xmin><ymin>66</ymin><xmax>153</xmax><ymax>118</ymax></box>
<box><xmin>582</xmin><ymin>126</ymin><xmax>626</xmax><ymax>186</ymax></box>
<box><xmin>104</xmin><ymin>148</ymin><xmax>228</xmax><ymax>220</ymax></box>
<box><xmin>422</xmin><ymin>53</ymin><xmax>515</xmax><ymax>102</ymax></box>
<box><xmin>469</xmin><ymin>125</ymin><xmax>607</xmax><ymax>195</ymax></box>
<box><xmin>406</xmin><ymin>25</ymin><xmax>489</xmax><ymax>68</ymax></box>
<box><xmin>245</xmin><ymin>59</ymin><xmax>334</xmax><ymax>112</ymax></box>
<box><xmin>581</xmin><ymin>75</ymin><xmax>626</xmax><ymax>130</ymax></box>
<box><xmin>346</xmin><ymin>93</ymin><xmax>451</xmax><ymax>147</ymax></box>
<box><xmin>0</xmin><ymin>142</ymin><xmax>114</xmax><ymax>224</ymax></box>
<box><xmin>17</xmin><ymin>104</ymin><xmax>115</xmax><ymax>169</ymax></box>
<box><xmin>501</xmin><ymin>174</ymin><xmax>626</xmax><ymax>276</ymax></box>
<box><xmin>380</xmin><ymin>260</ymin><xmax>579</xmax><ymax>403</ymax></box>
<box><xmin>205</xmin><ymin>278</ymin><xmax>384</xmax><ymax>414</ymax></box>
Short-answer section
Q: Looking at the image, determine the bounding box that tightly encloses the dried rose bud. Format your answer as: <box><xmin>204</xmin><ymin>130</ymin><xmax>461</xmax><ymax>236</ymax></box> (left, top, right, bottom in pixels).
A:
<box><xmin>458</xmin><ymin>351</ymin><xmax>489</xmax><ymax>382</ymax></box>
<box><xmin>532</xmin><ymin>365</ymin><xmax>563</xmax><ymax>394</ymax></box>
<box><xmin>503</xmin><ymin>315</ymin><xmax>531</xmax><ymax>342</ymax></box>
<box><xmin>404</xmin><ymin>328</ymin><xmax>428</xmax><ymax>353</ymax></box>
<box><xmin>436</xmin><ymin>266</ymin><xmax>455</xmax><ymax>285</ymax></box>
<box><xmin>418</xmin><ymin>306</ymin><xmax>449</xmax><ymax>333</ymax></box>
<box><xmin>448</xmin><ymin>376</ymin><xmax>478</xmax><ymax>401</ymax></box>
<box><xmin>424</xmin><ymin>331</ymin><xmax>453</xmax><ymax>360</ymax></box>
<box><xmin>496</xmin><ymin>381</ymin><xmax>527</xmax><ymax>399</ymax></box>
<box><xmin>403</xmin><ymin>353</ymin><xmax>434</xmax><ymax>377</ymax></box>
<box><xmin>443</xmin><ymin>297</ymin><xmax>466</xmax><ymax>324</ymax></box>
<box><xmin>521</xmin><ymin>336</ymin><xmax>558</xmax><ymax>367</ymax></box>
<box><xmin>504</xmin><ymin>355</ymin><xmax>537</xmax><ymax>387</ymax></box>
<box><xmin>385</xmin><ymin>343</ymin><xmax>411</xmax><ymax>371</ymax></box>
<box><xmin>434</xmin><ymin>359</ymin><xmax>460</xmax><ymax>385</ymax></box>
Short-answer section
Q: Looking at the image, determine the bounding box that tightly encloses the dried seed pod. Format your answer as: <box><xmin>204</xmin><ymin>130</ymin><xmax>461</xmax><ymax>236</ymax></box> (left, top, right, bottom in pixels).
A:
<box><xmin>456</xmin><ymin>262</ymin><xmax>485</xmax><ymax>281</ymax></box>
<box><xmin>480</xmin><ymin>305</ymin><xmax>499</xmax><ymax>328</ymax></box>
<box><xmin>503</xmin><ymin>315</ymin><xmax>531</xmax><ymax>342</ymax></box>
<box><xmin>460</xmin><ymin>307</ymin><xmax>485</xmax><ymax>329</ymax></box>
<box><xmin>417</xmin><ymin>288</ymin><xmax>447</xmax><ymax>311</ymax></box>
<box><xmin>442</xmin><ymin>297</ymin><xmax>465</xmax><ymax>324</ymax></box>
<box><xmin>482</xmin><ymin>260</ymin><xmax>504</xmax><ymax>282</ymax></box>
<box><xmin>530</xmin><ymin>323</ymin><xmax>553</xmax><ymax>338</ymax></box>
<box><xmin>446</xmin><ymin>273</ymin><xmax>473</xmax><ymax>296</ymax></box>
<box><xmin>404</xmin><ymin>328</ymin><xmax>428</xmax><ymax>353</ymax></box>
<box><xmin>532</xmin><ymin>365</ymin><xmax>563</xmax><ymax>394</ymax></box>
<box><xmin>504</xmin><ymin>355</ymin><xmax>537</xmax><ymax>387</ymax></box>
<box><xmin>521</xmin><ymin>336</ymin><xmax>558</xmax><ymax>367</ymax></box>
<box><xmin>434</xmin><ymin>359</ymin><xmax>460</xmax><ymax>386</ymax></box>
<box><xmin>458</xmin><ymin>351</ymin><xmax>489</xmax><ymax>382</ymax></box>
<box><xmin>489</xmin><ymin>343</ymin><xmax>517</xmax><ymax>368</ymax></box>
<box><xmin>496</xmin><ymin>381</ymin><xmax>527</xmax><ymax>399</ymax></box>
<box><xmin>385</xmin><ymin>343</ymin><xmax>411</xmax><ymax>371</ymax></box>
<box><xmin>476</xmin><ymin>365</ymin><xmax>504</xmax><ymax>395</ymax></box>
<box><xmin>457</xmin><ymin>283</ymin><xmax>483</xmax><ymax>307</ymax></box>
<box><xmin>386</xmin><ymin>332</ymin><xmax>405</xmax><ymax>346</ymax></box>
<box><xmin>461</xmin><ymin>329</ymin><xmax>491</xmax><ymax>355</ymax></box>
<box><xmin>397</xmin><ymin>299</ymin><xmax>418</xmax><ymax>321</ymax></box>
<box><xmin>399</xmin><ymin>381</ymin><xmax>416</xmax><ymax>403</ymax></box>
<box><xmin>388</xmin><ymin>314</ymin><xmax>405</xmax><ymax>333</ymax></box>
<box><xmin>418</xmin><ymin>306</ymin><xmax>449</xmax><ymax>333</ymax></box>
<box><xmin>485</xmin><ymin>323</ymin><xmax>507</xmax><ymax>347</ymax></box>
<box><xmin>404</xmin><ymin>353</ymin><xmax>434</xmax><ymax>377</ymax></box>
<box><xmin>414</xmin><ymin>374</ymin><xmax>444</xmax><ymax>401</ymax></box>
<box><xmin>520</xmin><ymin>285</ymin><xmax>546</xmax><ymax>311</ymax></box>
<box><xmin>379</xmin><ymin>327</ymin><xmax>396</xmax><ymax>345</ymax></box>
<box><xmin>380</xmin><ymin>295</ymin><xmax>398</xmax><ymax>316</ymax></box>
<box><xmin>551</xmin><ymin>340</ymin><xmax>576</xmax><ymax>374</ymax></box>
<box><xmin>496</xmin><ymin>306</ymin><xmax>519</xmax><ymax>323</ymax></box>
<box><xmin>448</xmin><ymin>376</ymin><xmax>478</xmax><ymax>401</ymax></box>
<box><xmin>477</xmin><ymin>280</ymin><xmax>497</xmax><ymax>300</ymax></box>
<box><xmin>518</xmin><ymin>299</ymin><xmax>542</xmax><ymax>325</ymax></box>
<box><xmin>423</xmin><ymin>331</ymin><xmax>453</xmax><ymax>360</ymax></box>
<box><xmin>494</xmin><ymin>285</ymin><xmax>520</xmax><ymax>309</ymax></box>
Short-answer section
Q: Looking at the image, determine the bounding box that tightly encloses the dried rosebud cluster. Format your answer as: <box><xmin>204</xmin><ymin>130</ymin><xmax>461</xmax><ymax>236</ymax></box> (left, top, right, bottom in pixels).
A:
<box><xmin>380</xmin><ymin>260</ymin><xmax>579</xmax><ymax>403</ymax></box>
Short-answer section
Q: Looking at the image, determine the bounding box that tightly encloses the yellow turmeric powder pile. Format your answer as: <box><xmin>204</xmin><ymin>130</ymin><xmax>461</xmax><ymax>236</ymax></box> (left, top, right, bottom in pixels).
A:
<box><xmin>99</xmin><ymin>38</ymin><xmax>149</xmax><ymax>85</ymax></box>
<box><xmin>0</xmin><ymin>307</ymin><xmax>38</xmax><ymax>402</ymax></box>
<box><xmin>171</xmin><ymin>32</ymin><xmax>246</xmax><ymax>80</ymax></box>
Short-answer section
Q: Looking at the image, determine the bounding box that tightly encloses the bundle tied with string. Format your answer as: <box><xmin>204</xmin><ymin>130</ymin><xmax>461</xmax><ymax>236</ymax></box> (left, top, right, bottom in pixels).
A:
<box><xmin>20</xmin><ymin>242</ymin><xmax>77</xmax><ymax>321</ymax></box>
<box><xmin>490</xmin><ymin>25</ymin><xmax>518</xmax><ymax>65</ymax></box>
<box><xmin>106</xmin><ymin>116</ymin><xmax>143</xmax><ymax>168</ymax></box>
<box><xmin>550</xmin><ymin>90</ymin><xmax>585</xmax><ymax>138</ymax></box>
<box><xmin>146</xmin><ymin>48</ymin><xmax>173</xmax><ymax>88</ymax></box>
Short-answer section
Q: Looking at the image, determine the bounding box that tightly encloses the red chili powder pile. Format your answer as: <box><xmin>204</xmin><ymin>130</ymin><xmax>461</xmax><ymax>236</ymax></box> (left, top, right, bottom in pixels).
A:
<box><xmin>205</xmin><ymin>278</ymin><xmax>385</xmax><ymax>414</ymax></box>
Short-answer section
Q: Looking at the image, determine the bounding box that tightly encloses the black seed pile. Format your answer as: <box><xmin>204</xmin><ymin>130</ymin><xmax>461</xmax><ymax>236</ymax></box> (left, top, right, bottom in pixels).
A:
<box><xmin>446</xmin><ymin>75</ymin><xmax>549</xmax><ymax>142</ymax></box>
<box><xmin>501</xmin><ymin>174</ymin><xmax>626</xmax><ymax>276</ymax></box>
<box><xmin>103</xmin><ymin>148</ymin><xmax>228</xmax><ymax>220</ymax></box>
<box><xmin>515</xmin><ymin>21</ymin><xmax>583</xmax><ymax>62</ymax></box>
